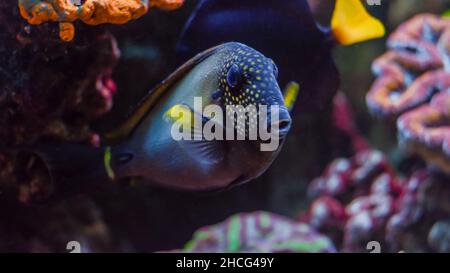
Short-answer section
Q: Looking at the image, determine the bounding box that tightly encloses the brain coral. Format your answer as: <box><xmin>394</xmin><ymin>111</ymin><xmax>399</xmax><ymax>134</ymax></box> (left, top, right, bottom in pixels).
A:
<box><xmin>176</xmin><ymin>211</ymin><xmax>336</xmax><ymax>253</ymax></box>
<box><xmin>366</xmin><ymin>14</ymin><xmax>450</xmax><ymax>173</ymax></box>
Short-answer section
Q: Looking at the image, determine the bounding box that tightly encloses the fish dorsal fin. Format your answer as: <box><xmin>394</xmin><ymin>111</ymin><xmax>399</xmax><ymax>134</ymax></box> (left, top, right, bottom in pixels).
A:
<box><xmin>331</xmin><ymin>0</ymin><xmax>385</xmax><ymax>45</ymax></box>
<box><xmin>104</xmin><ymin>45</ymin><xmax>223</xmax><ymax>143</ymax></box>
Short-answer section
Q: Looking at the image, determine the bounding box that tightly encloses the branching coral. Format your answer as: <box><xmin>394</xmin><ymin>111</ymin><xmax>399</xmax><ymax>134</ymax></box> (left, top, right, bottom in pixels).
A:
<box><xmin>18</xmin><ymin>0</ymin><xmax>184</xmax><ymax>41</ymax></box>
<box><xmin>177</xmin><ymin>212</ymin><xmax>336</xmax><ymax>253</ymax></box>
<box><xmin>301</xmin><ymin>149</ymin><xmax>450</xmax><ymax>252</ymax></box>
<box><xmin>366</xmin><ymin>14</ymin><xmax>450</xmax><ymax>173</ymax></box>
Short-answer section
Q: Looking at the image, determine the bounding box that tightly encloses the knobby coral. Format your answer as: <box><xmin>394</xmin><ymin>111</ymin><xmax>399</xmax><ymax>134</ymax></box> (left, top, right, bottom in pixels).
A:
<box><xmin>176</xmin><ymin>212</ymin><xmax>336</xmax><ymax>253</ymax></box>
<box><xmin>366</xmin><ymin>14</ymin><xmax>450</xmax><ymax>173</ymax></box>
<box><xmin>18</xmin><ymin>0</ymin><xmax>184</xmax><ymax>41</ymax></box>
<box><xmin>367</xmin><ymin>14</ymin><xmax>450</xmax><ymax>117</ymax></box>
<box><xmin>301</xmin><ymin>149</ymin><xmax>450</xmax><ymax>252</ymax></box>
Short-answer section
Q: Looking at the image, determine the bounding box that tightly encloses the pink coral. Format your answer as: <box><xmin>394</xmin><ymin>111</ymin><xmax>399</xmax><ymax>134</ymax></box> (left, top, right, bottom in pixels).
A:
<box><xmin>178</xmin><ymin>212</ymin><xmax>336</xmax><ymax>253</ymax></box>
<box><xmin>367</xmin><ymin>14</ymin><xmax>450</xmax><ymax>173</ymax></box>
<box><xmin>367</xmin><ymin>14</ymin><xmax>450</xmax><ymax>117</ymax></box>
<box><xmin>302</xmin><ymin>148</ymin><xmax>450</xmax><ymax>252</ymax></box>
<box><xmin>397</xmin><ymin>92</ymin><xmax>450</xmax><ymax>172</ymax></box>
<box><xmin>308</xmin><ymin>150</ymin><xmax>394</xmax><ymax>200</ymax></box>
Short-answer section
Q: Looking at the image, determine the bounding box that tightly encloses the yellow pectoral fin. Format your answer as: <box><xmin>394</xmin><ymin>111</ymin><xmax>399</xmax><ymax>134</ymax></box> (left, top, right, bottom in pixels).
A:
<box><xmin>284</xmin><ymin>81</ymin><xmax>300</xmax><ymax>112</ymax></box>
<box><xmin>331</xmin><ymin>0</ymin><xmax>385</xmax><ymax>45</ymax></box>
<box><xmin>164</xmin><ymin>104</ymin><xmax>195</xmax><ymax>129</ymax></box>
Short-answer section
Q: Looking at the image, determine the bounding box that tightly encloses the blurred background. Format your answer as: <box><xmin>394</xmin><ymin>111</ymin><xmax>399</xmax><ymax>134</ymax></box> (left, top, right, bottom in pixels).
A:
<box><xmin>0</xmin><ymin>0</ymin><xmax>450</xmax><ymax>253</ymax></box>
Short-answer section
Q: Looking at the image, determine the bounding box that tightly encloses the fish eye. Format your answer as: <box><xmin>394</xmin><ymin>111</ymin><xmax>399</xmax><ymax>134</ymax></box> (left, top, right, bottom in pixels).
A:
<box><xmin>269</xmin><ymin>58</ymin><xmax>279</xmax><ymax>79</ymax></box>
<box><xmin>226</xmin><ymin>64</ymin><xmax>242</xmax><ymax>88</ymax></box>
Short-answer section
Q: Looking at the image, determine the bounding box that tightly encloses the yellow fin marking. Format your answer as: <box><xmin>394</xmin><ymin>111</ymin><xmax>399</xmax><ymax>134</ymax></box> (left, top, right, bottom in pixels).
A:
<box><xmin>331</xmin><ymin>0</ymin><xmax>385</xmax><ymax>45</ymax></box>
<box><xmin>104</xmin><ymin>146</ymin><xmax>115</xmax><ymax>180</ymax></box>
<box><xmin>284</xmin><ymin>81</ymin><xmax>300</xmax><ymax>112</ymax></box>
<box><xmin>164</xmin><ymin>104</ymin><xmax>195</xmax><ymax>129</ymax></box>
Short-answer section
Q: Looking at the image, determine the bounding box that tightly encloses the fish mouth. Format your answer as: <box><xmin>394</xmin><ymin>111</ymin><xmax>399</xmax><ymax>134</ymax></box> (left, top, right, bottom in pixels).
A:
<box><xmin>267</xmin><ymin>106</ymin><xmax>292</xmax><ymax>140</ymax></box>
<box><xmin>271</xmin><ymin>118</ymin><xmax>292</xmax><ymax>138</ymax></box>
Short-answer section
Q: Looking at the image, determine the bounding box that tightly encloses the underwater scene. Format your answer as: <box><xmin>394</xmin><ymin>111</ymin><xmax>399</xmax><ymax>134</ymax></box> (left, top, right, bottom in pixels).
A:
<box><xmin>1</xmin><ymin>0</ymin><xmax>450</xmax><ymax>254</ymax></box>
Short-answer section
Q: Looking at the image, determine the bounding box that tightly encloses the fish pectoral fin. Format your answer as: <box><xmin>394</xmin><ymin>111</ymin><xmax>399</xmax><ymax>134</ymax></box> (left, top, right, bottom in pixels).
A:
<box><xmin>165</xmin><ymin>104</ymin><xmax>227</xmax><ymax>165</ymax></box>
<box><xmin>331</xmin><ymin>0</ymin><xmax>385</xmax><ymax>45</ymax></box>
<box><xmin>183</xmin><ymin>137</ymin><xmax>226</xmax><ymax>166</ymax></box>
<box><xmin>283</xmin><ymin>81</ymin><xmax>300</xmax><ymax>112</ymax></box>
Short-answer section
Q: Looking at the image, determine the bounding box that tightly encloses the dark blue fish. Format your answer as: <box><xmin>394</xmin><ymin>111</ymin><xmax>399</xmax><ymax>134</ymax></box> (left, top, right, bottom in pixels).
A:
<box><xmin>177</xmin><ymin>0</ymin><xmax>385</xmax><ymax>112</ymax></box>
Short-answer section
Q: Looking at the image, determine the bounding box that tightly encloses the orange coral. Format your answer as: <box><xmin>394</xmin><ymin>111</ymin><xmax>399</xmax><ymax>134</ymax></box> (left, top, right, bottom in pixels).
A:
<box><xmin>150</xmin><ymin>0</ymin><xmax>184</xmax><ymax>10</ymax></box>
<box><xmin>18</xmin><ymin>0</ymin><xmax>184</xmax><ymax>42</ymax></box>
<box><xmin>59</xmin><ymin>22</ymin><xmax>75</xmax><ymax>42</ymax></box>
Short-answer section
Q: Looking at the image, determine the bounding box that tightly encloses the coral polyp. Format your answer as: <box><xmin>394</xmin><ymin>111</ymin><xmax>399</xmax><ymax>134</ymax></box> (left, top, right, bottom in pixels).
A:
<box><xmin>18</xmin><ymin>0</ymin><xmax>184</xmax><ymax>41</ymax></box>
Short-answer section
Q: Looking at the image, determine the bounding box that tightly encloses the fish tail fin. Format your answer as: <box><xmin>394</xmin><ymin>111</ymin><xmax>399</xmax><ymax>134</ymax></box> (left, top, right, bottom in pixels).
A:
<box><xmin>283</xmin><ymin>81</ymin><xmax>300</xmax><ymax>112</ymax></box>
<box><xmin>331</xmin><ymin>0</ymin><xmax>385</xmax><ymax>45</ymax></box>
<box><xmin>17</xmin><ymin>143</ymin><xmax>113</xmax><ymax>203</ymax></box>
